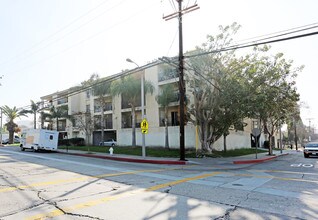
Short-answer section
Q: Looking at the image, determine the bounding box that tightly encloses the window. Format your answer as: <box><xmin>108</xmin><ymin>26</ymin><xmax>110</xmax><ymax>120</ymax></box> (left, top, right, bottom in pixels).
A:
<box><xmin>57</xmin><ymin>97</ymin><xmax>68</xmax><ymax>105</ymax></box>
<box><xmin>50</xmin><ymin>135</ymin><xmax>53</xmax><ymax>140</ymax></box>
<box><xmin>86</xmin><ymin>105</ymin><xmax>90</xmax><ymax>113</ymax></box>
<box><xmin>86</xmin><ymin>90</ymin><xmax>90</xmax><ymax>99</ymax></box>
<box><xmin>171</xmin><ymin>112</ymin><xmax>179</xmax><ymax>126</ymax></box>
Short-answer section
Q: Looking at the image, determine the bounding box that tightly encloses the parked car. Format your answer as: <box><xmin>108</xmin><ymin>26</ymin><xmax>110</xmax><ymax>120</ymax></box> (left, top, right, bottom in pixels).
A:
<box><xmin>2</xmin><ymin>137</ymin><xmax>20</xmax><ymax>144</ymax></box>
<box><xmin>303</xmin><ymin>142</ymin><xmax>318</xmax><ymax>158</ymax></box>
<box><xmin>99</xmin><ymin>139</ymin><xmax>117</xmax><ymax>146</ymax></box>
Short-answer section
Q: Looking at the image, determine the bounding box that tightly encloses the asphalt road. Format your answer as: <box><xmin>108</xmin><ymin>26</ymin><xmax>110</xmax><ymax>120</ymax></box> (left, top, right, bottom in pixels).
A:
<box><xmin>0</xmin><ymin>146</ymin><xmax>317</xmax><ymax>220</ymax></box>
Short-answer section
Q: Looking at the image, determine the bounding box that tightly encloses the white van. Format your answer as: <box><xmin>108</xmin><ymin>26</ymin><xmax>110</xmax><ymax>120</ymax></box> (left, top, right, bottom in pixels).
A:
<box><xmin>20</xmin><ymin>129</ymin><xmax>59</xmax><ymax>151</ymax></box>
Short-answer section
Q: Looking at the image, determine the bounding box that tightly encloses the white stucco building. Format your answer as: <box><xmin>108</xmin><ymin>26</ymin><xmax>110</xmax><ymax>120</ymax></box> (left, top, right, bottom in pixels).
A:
<box><xmin>41</xmin><ymin>61</ymin><xmax>265</xmax><ymax>151</ymax></box>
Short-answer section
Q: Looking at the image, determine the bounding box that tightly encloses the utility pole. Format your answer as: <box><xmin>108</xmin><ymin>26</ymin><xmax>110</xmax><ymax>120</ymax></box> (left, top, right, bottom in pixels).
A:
<box><xmin>163</xmin><ymin>0</ymin><xmax>199</xmax><ymax>161</ymax></box>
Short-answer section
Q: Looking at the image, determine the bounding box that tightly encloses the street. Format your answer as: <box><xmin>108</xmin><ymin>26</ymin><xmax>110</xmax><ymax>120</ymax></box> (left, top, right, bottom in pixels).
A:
<box><xmin>0</xmin><ymin>147</ymin><xmax>318</xmax><ymax>220</ymax></box>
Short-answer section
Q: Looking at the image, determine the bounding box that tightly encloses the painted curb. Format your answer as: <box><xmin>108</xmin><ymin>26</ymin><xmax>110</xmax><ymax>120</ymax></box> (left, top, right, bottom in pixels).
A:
<box><xmin>233</xmin><ymin>153</ymin><xmax>289</xmax><ymax>164</ymax></box>
<box><xmin>58</xmin><ymin>151</ymin><xmax>187</xmax><ymax>165</ymax></box>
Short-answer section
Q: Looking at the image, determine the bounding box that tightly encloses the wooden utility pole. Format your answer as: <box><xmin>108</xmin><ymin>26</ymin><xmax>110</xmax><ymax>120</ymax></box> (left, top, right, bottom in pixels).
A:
<box><xmin>163</xmin><ymin>1</ymin><xmax>199</xmax><ymax>161</ymax></box>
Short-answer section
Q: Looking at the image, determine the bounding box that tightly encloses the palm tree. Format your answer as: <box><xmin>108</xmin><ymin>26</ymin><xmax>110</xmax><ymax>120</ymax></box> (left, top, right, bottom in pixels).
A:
<box><xmin>1</xmin><ymin>106</ymin><xmax>28</xmax><ymax>144</ymax></box>
<box><xmin>156</xmin><ymin>84</ymin><xmax>176</xmax><ymax>149</ymax></box>
<box><xmin>20</xmin><ymin>100</ymin><xmax>41</xmax><ymax>129</ymax></box>
<box><xmin>48</xmin><ymin>105</ymin><xmax>71</xmax><ymax>131</ymax></box>
<box><xmin>92</xmin><ymin>76</ymin><xmax>112</xmax><ymax>145</ymax></box>
<box><xmin>111</xmin><ymin>75</ymin><xmax>154</xmax><ymax>147</ymax></box>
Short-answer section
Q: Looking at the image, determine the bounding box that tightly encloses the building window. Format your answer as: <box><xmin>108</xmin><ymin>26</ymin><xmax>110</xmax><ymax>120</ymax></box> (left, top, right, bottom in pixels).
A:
<box><xmin>57</xmin><ymin>97</ymin><xmax>68</xmax><ymax>105</ymax></box>
<box><xmin>86</xmin><ymin>105</ymin><xmax>90</xmax><ymax>113</ymax></box>
<box><xmin>86</xmin><ymin>90</ymin><xmax>90</xmax><ymax>99</ymax></box>
<box><xmin>171</xmin><ymin>111</ymin><xmax>179</xmax><ymax>126</ymax></box>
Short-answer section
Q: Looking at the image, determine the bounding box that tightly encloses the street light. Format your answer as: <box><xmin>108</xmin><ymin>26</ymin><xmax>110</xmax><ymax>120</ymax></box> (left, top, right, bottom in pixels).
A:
<box><xmin>126</xmin><ymin>58</ymin><xmax>146</xmax><ymax>158</ymax></box>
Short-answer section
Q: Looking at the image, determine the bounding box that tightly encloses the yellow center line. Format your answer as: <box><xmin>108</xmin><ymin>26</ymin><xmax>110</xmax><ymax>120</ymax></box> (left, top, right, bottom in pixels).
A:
<box><xmin>146</xmin><ymin>171</ymin><xmax>222</xmax><ymax>191</ymax></box>
<box><xmin>0</xmin><ymin>165</ymin><xmax>196</xmax><ymax>193</ymax></box>
<box><xmin>25</xmin><ymin>171</ymin><xmax>220</xmax><ymax>220</ymax></box>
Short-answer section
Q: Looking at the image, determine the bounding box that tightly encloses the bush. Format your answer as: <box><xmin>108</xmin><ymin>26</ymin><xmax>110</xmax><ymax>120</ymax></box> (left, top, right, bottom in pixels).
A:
<box><xmin>58</xmin><ymin>139</ymin><xmax>69</xmax><ymax>146</ymax></box>
<box><xmin>58</xmin><ymin>138</ymin><xmax>85</xmax><ymax>146</ymax></box>
<box><xmin>70</xmin><ymin>138</ymin><xmax>85</xmax><ymax>146</ymax></box>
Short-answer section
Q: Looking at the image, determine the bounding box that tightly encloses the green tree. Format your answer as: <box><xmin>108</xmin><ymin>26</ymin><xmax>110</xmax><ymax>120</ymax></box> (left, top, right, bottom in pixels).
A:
<box><xmin>90</xmin><ymin>74</ymin><xmax>112</xmax><ymax>145</ymax></box>
<box><xmin>20</xmin><ymin>100</ymin><xmax>42</xmax><ymax>129</ymax></box>
<box><xmin>240</xmin><ymin>47</ymin><xmax>302</xmax><ymax>155</ymax></box>
<box><xmin>186</xmin><ymin>23</ymin><xmax>246</xmax><ymax>153</ymax></box>
<box><xmin>73</xmin><ymin>111</ymin><xmax>94</xmax><ymax>148</ymax></box>
<box><xmin>47</xmin><ymin>105</ymin><xmax>71</xmax><ymax>131</ymax></box>
<box><xmin>1</xmin><ymin>106</ymin><xmax>27</xmax><ymax>143</ymax></box>
<box><xmin>111</xmin><ymin>75</ymin><xmax>154</xmax><ymax>147</ymax></box>
<box><xmin>156</xmin><ymin>84</ymin><xmax>177</xmax><ymax>149</ymax></box>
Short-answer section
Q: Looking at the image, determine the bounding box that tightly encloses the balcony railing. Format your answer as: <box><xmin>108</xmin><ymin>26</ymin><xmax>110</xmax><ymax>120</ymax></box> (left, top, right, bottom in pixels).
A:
<box><xmin>94</xmin><ymin>122</ymin><xmax>113</xmax><ymax>130</ymax></box>
<box><xmin>158</xmin><ymin>68</ymin><xmax>178</xmax><ymax>82</ymax></box>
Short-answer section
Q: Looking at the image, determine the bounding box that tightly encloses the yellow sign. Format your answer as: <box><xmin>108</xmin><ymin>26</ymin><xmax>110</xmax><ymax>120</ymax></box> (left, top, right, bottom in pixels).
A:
<box><xmin>141</xmin><ymin>119</ymin><xmax>148</xmax><ymax>130</ymax></box>
<box><xmin>141</xmin><ymin>119</ymin><xmax>148</xmax><ymax>134</ymax></box>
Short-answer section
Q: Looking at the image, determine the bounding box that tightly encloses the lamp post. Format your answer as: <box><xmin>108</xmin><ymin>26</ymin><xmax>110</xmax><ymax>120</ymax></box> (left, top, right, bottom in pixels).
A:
<box><xmin>126</xmin><ymin>58</ymin><xmax>146</xmax><ymax>158</ymax></box>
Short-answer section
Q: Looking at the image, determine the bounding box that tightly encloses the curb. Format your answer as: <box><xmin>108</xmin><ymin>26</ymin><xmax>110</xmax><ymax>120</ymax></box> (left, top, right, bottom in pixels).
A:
<box><xmin>233</xmin><ymin>153</ymin><xmax>289</xmax><ymax>164</ymax></box>
<box><xmin>58</xmin><ymin>151</ymin><xmax>187</xmax><ymax>165</ymax></box>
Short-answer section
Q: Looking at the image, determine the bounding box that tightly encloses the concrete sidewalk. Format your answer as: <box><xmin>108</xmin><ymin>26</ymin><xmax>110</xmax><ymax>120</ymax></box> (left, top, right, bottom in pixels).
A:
<box><xmin>57</xmin><ymin>148</ymin><xmax>291</xmax><ymax>165</ymax></box>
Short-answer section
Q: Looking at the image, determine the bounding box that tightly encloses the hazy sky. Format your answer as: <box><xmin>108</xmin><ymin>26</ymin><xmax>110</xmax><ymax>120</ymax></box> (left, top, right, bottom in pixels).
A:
<box><xmin>0</xmin><ymin>0</ymin><xmax>317</xmax><ymax>128</ymax></box>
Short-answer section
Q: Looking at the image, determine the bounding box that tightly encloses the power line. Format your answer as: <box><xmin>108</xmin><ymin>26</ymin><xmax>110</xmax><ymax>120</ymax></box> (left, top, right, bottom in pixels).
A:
<box><xmin>0</xmin><ymin>0</ymin><xmax>112</xmax><ymax>68</ymax></box>
<box><xmin>1</xmin><ymin>3</ymin><xmax>154</xmax><ymax>76</ymax></box>
<box><xmin>235</xmin><ymin>22</ymin><xmax>318</xmax><ymax>44</ymax></box>
<box><xmin>18</xmin><ymin>60</ymin><xmax>163</xmax><ymax>111</ymax></box>
<box><xmin>185</xmin><ymin>30</ymin><xmax>318</xmax><ymax>59</ymax></box>
<box><xmin>15</xmin><ymin>23</ymin><xmax>318</xmax><ymax>111</ymax></box>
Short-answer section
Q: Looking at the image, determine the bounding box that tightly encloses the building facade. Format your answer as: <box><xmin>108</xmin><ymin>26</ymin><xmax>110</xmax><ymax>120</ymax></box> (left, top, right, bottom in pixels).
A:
<box><xmin>41</xmin><ymin>61</ymin><xmax>264</xmax><ymax>151</ymax></box>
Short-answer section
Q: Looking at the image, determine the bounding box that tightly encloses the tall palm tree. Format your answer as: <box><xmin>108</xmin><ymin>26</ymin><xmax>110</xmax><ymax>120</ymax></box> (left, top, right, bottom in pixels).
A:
<box><xmin>48</xmin><ymin>105</ymin><xmax>71</xmax><ymax>131</ymax></box>
<box><xmin>20</xmin><ymin>100</ymin><xmax>41</xmax><ymax>129</ymax></box>
<box><xmin>1</xmin><ymin>106</ymin><xmax>28</xmax><ymax>144</ymax></box>
<box><xmin>156</xmin><ymin>84</ymin><xmax>176</xmax><ymax>149</ymax></box>
<box><xmin>92</xmin><ymin>77</ymin><xmax>112</xmax><ymax>145</ymax></box>
<box><xmin>111</xmin><ymin>75</ymin><xmax>154</xmax><ymax>147</ymax></box>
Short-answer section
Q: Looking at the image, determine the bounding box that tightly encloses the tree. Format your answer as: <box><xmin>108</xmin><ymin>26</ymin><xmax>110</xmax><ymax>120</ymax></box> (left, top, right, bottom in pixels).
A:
<box><xmin>240</xmin><ymin>47</ymin><xmax>302</xmax><ymax>155</ymax></box>
<box><xmin>111</xmin><ymin>75</ymin><xmax>154</xmax><ymax>147</ymax></box>
<box><xmin>156</xmin><ymin>84</ymin><xmax>177</xmax><ymax>149</ymax></box>
<box><xmin>91</xmin><ymin>74</ymin><xmax>112</xmax><ymax>145</ymax></box>
<box><xmin>47</xmin><ymin>105</ymin><xmax>71</xmax><ymax>131</ymax></box>
<box><xmin>20</xmin><ymin>100</ymin><xmax>42</xmax><ymax>129</ymax></box>
<box><xmin>1</xmin><ymin>106</ymin><xmax>27</xmax><ymax>144</ymax></box>
<box><xmin>73</xmin><ymin>111</ymin><xmax>94</xmax><ymax>148</ymax></box>
<box><xmin>186</xmin><ymin>23</ymin><xmax>246</xmax><ymax>153</ymax></box>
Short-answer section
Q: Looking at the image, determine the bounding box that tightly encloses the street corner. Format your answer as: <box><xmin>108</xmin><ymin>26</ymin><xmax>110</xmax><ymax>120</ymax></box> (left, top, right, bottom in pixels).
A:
<box><xmin>233</xmin><ymin>152</ymin><xmax>289</xmax><ymax>164</ymax></box>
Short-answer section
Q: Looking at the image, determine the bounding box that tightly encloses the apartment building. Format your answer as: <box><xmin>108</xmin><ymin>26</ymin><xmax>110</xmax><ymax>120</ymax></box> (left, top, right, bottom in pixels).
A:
<box><xmin>41</xmin><ymin>61</ymin><xmax>260</xmax><ymax>151</ymax></box>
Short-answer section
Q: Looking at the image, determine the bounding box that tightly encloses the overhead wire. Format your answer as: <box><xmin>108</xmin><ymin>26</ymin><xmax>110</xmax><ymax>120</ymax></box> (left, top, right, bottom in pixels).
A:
<box><xmin>2</xmin><ymin>2</ymin><xmax>154</xmax><ymax>76</ymax></box>
<box><xmin>16</xmin><ymin>22</ymin><xmax>318</xmax><ymax>111</ymax></box>
<box><xmin>0</xmin><ymin>0</ymin><xmax>112</xmax><ymax>68</ymax></box>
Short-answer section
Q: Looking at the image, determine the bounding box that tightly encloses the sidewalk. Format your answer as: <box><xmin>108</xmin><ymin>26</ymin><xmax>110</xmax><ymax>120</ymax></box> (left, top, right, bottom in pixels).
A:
<box><xmin>57</xmin><ymin>148</ymin><xmax>291</xmax><ymax>165</ymax></box>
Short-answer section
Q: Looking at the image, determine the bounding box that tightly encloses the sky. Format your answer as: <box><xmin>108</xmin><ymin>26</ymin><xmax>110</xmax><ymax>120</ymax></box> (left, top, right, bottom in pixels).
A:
<box><xmin>0</xmin><ymin>0</ymin><xmax>317</xmax><ymax>129</ymax></box>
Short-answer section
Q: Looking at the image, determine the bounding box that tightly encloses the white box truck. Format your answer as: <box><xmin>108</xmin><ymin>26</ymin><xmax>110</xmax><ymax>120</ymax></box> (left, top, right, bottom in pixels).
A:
<box><xmin>20</xmin><ymin>129</ymin><xmax>59</xmax><ymax>152</ymax></box>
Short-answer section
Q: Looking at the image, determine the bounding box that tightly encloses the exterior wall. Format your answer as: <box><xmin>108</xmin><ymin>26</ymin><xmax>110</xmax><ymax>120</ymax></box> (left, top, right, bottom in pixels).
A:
<box><xmin>118</xmin><ymin>124</ymin><xmax>195</xmax><ymax>148</ymax></box>
<box><xmin>41</xmin><ymin>61</ymin><xmax>270</xmax><ymax>151</ymax></box>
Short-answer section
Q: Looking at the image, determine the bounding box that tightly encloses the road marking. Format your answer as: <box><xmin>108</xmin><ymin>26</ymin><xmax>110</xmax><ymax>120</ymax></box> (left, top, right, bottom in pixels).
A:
<box><xmin>24</xmin><ymin>169</ymin><xmax>318</xmax><ymax>219</ymax></box>
<box><xmin>146</xmin><ymin>171</ymin><xmax>222</xmax><ymax>191</ymax></box>
<box><xmin>0</xmin><ymin>167</ymin><xmax>194</xmax><ymax>193</ymax></box>
<box><xmin>25</xmin><ymin>188</ymin><xmax>145</xmax><ymax>220</ymax></box>
<box><xmin>251</xmin><ymin>169</ymin><xmax>318</xmax><ymax>176</ymax></box>
<box><xmin>233</xmin><ymin>173</ymin><xmax>318</xmax><ymax>183</ymax></box>
<box><xmin>25</xmin><ymin>171</ymin><xmax>222</xmax><ymax>220</ymax></box>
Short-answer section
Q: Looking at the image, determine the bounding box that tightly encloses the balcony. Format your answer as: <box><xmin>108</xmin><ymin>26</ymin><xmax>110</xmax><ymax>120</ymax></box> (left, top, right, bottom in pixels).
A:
<box><xmin>158</xmin><ymin>68</ymin><xmax>178</xmax><ymax>82</ymax></box>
